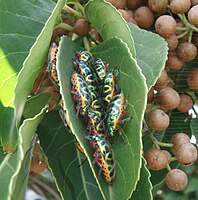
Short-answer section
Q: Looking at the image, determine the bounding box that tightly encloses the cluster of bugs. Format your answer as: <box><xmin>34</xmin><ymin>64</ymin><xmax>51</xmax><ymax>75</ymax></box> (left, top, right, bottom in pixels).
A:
<box><xmin>47</xmin><ymin>43</ymin><xmax>130</xmax><ymax>184</ymax></box>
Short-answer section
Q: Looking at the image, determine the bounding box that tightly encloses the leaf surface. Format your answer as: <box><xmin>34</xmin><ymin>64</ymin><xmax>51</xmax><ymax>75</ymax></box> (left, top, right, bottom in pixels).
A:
<box><xmin>37</xmin><ymin>111</ymin><xmax>103</xmax><ymax>200</ymax></box>
<box><xmin>84</xmin><ymin>0</ymin><xmax>136</xmax><ymax>58</ymax></box>
<box><xmin>56</xmin><ymin>36</ymin><xmax>147</xmax><ymax>200</ymax></box>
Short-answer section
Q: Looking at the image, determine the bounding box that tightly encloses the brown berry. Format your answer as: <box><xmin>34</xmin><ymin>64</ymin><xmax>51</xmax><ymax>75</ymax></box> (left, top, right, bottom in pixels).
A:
<box><xmin>188</xmin><ymin>5</ymin><xmax>198</xmax><ymax>27</ymax></box>
<box><xmin>118</xmin><ymin>9</ymin><xmax>131</xmax><ymax>21</ymax></box>
<box><xmin>148</xmin><ymin>0</ymin><xmax>168</xmax><ymax>13</ymax></box>
<box><xmin>191</xmin><ymin>0</ymin><xmax>198</xmax><ymax>5</ymax></box>
<box><xmin>127</xmin><ymin>0</ymin><xmax>144</xmax><ymax>9</ymax></box>
<box><xmin>73</xmin><ymin>19</ymin><xmax>90</xmax><ymax>36</ymax></box>
<box><xmin>176</xmin><ymin>143</ymin><xmax>198</xmax><ymax>165</ymax></box>
<box><xmin>177</xmin><ymin>42</ymin><xmax>197</xmax><ymax>62</ymax></box>
<box><xmin>155</xmin><ymin>15</ymin><xmax>177</xmax><ymax>37</ymax></box>
<box><xmin>147</xmin><ymin>109</ymin><xmax>170</xmax><ymax>131</ymax></box>
<box><xmin>157</xmin><ymin>87</ymin><xmax>180</xmax><ymax>111</ymax></box>
<box><xmin>177</xmin><ymin>94</ymin><xmax>193</xmax><ymax>112</ymax></box>
<box><xmin>165</xmin><ymin>51</ymin><xmax>184</xmax><ymax>71</ymax></box>
<box><xmin>166</xmin><ymin>169</ymin><xmax>188</xmax><ymax>191</ymax></box>
<box><xmin>171</xmin><ymin>132</ymin><xmax>190</xmax><ymax>154</ymax></box>
<box><xmin>164</xmin><ymin>34</ymin><xmax>179</xmax><ymax>50</ymax></box>
<box><xmin>187</xmin><ymin>68</ymin><xmax>198</xmax><ymax>89</ymax></box>
<box><xmin>30</xmin><ymin>157</ymin><xmax>47</xmax><ymax>173</ymax></box>
<box><xmin>155</xmin><ymin>69</ymin><xmax>169</xmax><ymax>86</ymax></box>
<box><xmin>170</xmin><ymin>0</ymin><xmax>191</xmax><ymax>14</ymax></box>
<box><xmin>147</xmin><ymin>87</ymin><xmax>154</xmax><ymax>103</ymax></box>
<box><xmin>144</xmin><ymin>148</ymin><xmax>169</xmax><ymax>170</ymax></box>
<box><xmin>134</xmin><ymin>6</ymin><xmax>154</xmax><ymax>29</ymax></box>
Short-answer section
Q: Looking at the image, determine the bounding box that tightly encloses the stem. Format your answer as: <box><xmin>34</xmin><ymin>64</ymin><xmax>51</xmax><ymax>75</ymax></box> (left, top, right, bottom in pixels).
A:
<box><xmin>176</xmin><ymin>30</ymin><xmax>189</xmax><ymax>39</ymax></box>
<box><xmin>166</xmin><ymin>164</ymin><xmax>172</xmax><ymax>172</ymax></box>
<box><xmin>67</xmin><ymin>2</ymin><xmax>84</xmax><ymax>14</ymax></box>
<box><xmin>54</xmin><ymin>22</ymin><xmax>74</xmax><ymax>32</ymax></box>
<box><xmin>188</xmin><ymin>30</ymin><xmax>193</xmax><ymax>43</ymax></box>
<box><xmin>178</xmin><ymin>13</ymin><xmax>198</xmax><ymax>33</ymax></box>
<box><xmin>63</xmin><ymin>4</ymin><xmax>84</xmax><ymax>18</ymax></box>
<box><xmin>176</xmin><ymin>27</ymin><xmax>189</xmax><ymax>31</ymax></box>
<box><xmin>83</xmin><ymin>36</ymin><xmax>91</xmax><ymax>52</ymax></box>
<box><xmin>170</xmin><ymin>157</ymin><xmax>177</xmax><ymax>162</ymax></box>
<box><xmin>156</xmin><ymin>141</ymin><xmax>173</xmax><ymax>148</ymax></box>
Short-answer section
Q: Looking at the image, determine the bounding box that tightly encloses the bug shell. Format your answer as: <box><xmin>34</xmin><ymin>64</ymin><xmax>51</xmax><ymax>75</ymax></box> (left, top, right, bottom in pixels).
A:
<box><xmin>92</xmin><ymin>58</ymin><xmax>109</xmax><ymax>82</ymax></box>
<box><xmin>85</xmin><ymin>135</ymin><xmax>115</xmax><ymax>184</ymax></box>
<box><xmin>47</xmin><ymin>43</ymin><xmax>59</xmax><ymax>86</ymax></box>
<box><xmin>76</xmin><ymin>51</ymin><xmax>93</xmax><ymax>66</ymax></box>
<box><xmin>107</xmin><ymin>90</ymin><xmax>126</xmax><ymax>137</ymax></box>
<box><xmin>71</xmin><ymin>72</ymin><xmax>92</xmax><ymax>116</ymax></box>
<box><xmin>74</xmin><ymin>61</ymin><xmax>98</xmax><ymax>100</ymax></box>
<box><xmin>102</xmin><ymin>71</ymin><xmax>117</xmax><ymax>108</ymax></box>
<box><xmin>58</xmin><ymin>98</ymin><xmax>71</xmax><ymax>129</ymax></box>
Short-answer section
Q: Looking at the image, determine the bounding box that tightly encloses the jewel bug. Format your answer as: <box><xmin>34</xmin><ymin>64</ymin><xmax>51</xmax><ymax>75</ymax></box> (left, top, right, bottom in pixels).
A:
<box><xmin>73</xmin><ymin>60</ymin><xmax>98</xmax><ymax>100</ymax></box>
<box><xmin>92</xmin><ymin>58</ymin><xmax>109</xmax><ymax>82</ymax></box>
<box><xmin>85</xmin><ymin>135</ymin><xmax>115</xmax><ymax>184</ymax></box>
<box><xmin>75</xmin><ymin>51</ymin><xmax>93</xmax><ymax>66</ymax></box>
<box><xmin>102</xmin><ymin>71</ymin><xmax>118</xmax><ymax>109</ymax></box>
<box><xmin>47</xmin><ymin>42</ymin><xmax>59</xmax><ymax>87</ymax></box>
<box><xmin>106</xmin><ymin>90</ymin><xmax>131</xmax><ymax>140</ymax></box>
<box><xmin>71</xmin><ymin>72</ymin><xmax>92</xmax><ymax>117</ymax></box>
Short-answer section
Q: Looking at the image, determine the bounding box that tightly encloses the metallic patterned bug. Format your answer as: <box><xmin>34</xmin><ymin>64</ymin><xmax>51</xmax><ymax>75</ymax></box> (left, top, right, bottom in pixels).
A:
<box><xmin>47</xmin><ymin>42</ymin><xmax>59</xmax><ymax>87</ymax></box>
<box><xmin>85</xmin><ymin>135</ymin><xmax>115</xmax><ymax>184</ymax></box>
<box><xmin>92</xmin><ymin>58</ymin><xmax>109</xmax><ymax>82</ymax></box>
<box><xmin>76</xmin><ymin>51</ymin><xmax>93</xmax><ymax>66</ymax></box>
<box><xmin>106</xmin><ymin>90</ymin><xmax>130</xmax><ymax>140</ymax></box>
<box><xmin>71</xmin><ymin>72</ymin><xmax>92</xmax><ymax>117</ymax></box>
<box><xmin>73</xmin><ymin>60</ymin><xmax>98</xmax><ymax>100</ymax></box>
<box><xmin>102</xmin><ymin>71</ymin><xmax>117</xmax><ymax>109</ymax></box>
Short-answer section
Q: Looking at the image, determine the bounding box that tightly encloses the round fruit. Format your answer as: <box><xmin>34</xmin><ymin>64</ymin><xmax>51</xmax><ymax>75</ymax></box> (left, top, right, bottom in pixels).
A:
<box><xmin>170</xmin><ymin>0</ymin><xmax>191</xmax><ymax>14</ymax></box>
<box><xmin>162</xmin><ymin>150</ymin><xmax>171</xmax><ymax>162</ymax></box>
<box><xmin>144</xmin><ymin>148</ymin><xmax>169</xmax><ymax>170</ymax></box>
<box><xmin>176</xmin><ymin>143</ymin><xmax>198</xmax><ymax>165</ymax></box>
<box><xmin>155</xmin><ymin>15</ymin><xmax>177</xmax><ymax>37</ymax></box>
<box><xmin>187</xmin><ymin>68</ymin><xmax>198</xmax><ymax>90</ymax></box>
<box><xmin>73</xmin><ymin>19</ymin><xmax>90</xmax><ymax>36</ymax></box>
<box><xmin>147</xmin><ymin>87</ymin><xmax>154</xmax><ymax>103</ymax></box>
<box><xmin>177</xmin><ymin>94</ymin><xmax>193</xmax><ymax>113</ymax></box>
<box><xmin>166</xmin><ymin>169</ymin><xmax>188</xmax><ymax>191</ymax></box>
<box><xmin>134</xmin><ymin>6</ymin><xmax>154</xmax><ymax>29</ymax></box>
<box><xmin>164</xmin><ymin>34</ymin><xmax>178</xmax><ymax>50</ymax></box>
<box><xmin>165</xmin><ymin>51</ymin><xmax>184</xmax><ymax>71</ymax></box>
<box><xmin>118</xmin><ymin>9</ymin><xmax>131</xmax><ymax>21</ymax></box>
<box><xmin>171</xmin><ymin>132</ymin><xmax>190</xmax><ymax>154</ymax></box>
<box><xmin>157</xmin><ymin>87</ymin><xmax>180</xmax><ymax>111</ymax></box>
<box><xmin>191</xmin><ymin>0</ymin><xmax>198</xmax><ymax>5</ymax></box>
<box><xmin>188</xmin><ymin>5</ymin><xmax>198</xmax><ymax>27</ymax></box>
<box><xmin>127</xmin><ymin>0</ymin><xmax>143</xmax><ymax>9</ymax></box>
<box><xmin>155</xmin><ymin>69</ymin><xmax>169</xmax><ymax>86</ymax></box>
<box><xmin>148</xmin><ymin>0</ymin><xmax>168</xmax><ymax>13</ymax></box>
<box><xmin>177</xmin><ymin>42</ymin><xmax>197</xmax><ymax>62</ymax></box>
<box><xmin>147</xmin><ymin>109</ymin><xmax>170</xmax><ymax>131</ymax></box>
<box><xmin>30</xmin><ymin>157</ymin><xmax>47</xmax><ymax>173</ymax></box>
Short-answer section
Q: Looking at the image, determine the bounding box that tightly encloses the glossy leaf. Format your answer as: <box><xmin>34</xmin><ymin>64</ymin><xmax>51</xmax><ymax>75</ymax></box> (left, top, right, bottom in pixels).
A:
<box><xmin>130</xmin><ymin>158</ymin><xmax>152</xmax><ymax>200</ymax></box>
<box><xmin>84</xmin><ymin>0</ymin><xmax>136</xmax><ymax>58</ymax></box>
<box><xmin>0</xmin><ymin>106</ymin><xmax>47</xmax><ymax>200</ymax></box>
<box><xmin>128</xmin><ymin>23</ymin><xmax>168</xmax><ymax>90</ymax></box>
<box><xmin>23</xmin><ymin>93</ymin><xmax>50</xmax><ymax>119</ymax></box>
<box><xmin>56</xmin><ymin>35</ymin><xmax>147</xmax><ymax>200</ymax></box>
<box><xmin>37</xmin><ymin>111</ymin><xmax>103</xmax><ymax>200</ymax></box>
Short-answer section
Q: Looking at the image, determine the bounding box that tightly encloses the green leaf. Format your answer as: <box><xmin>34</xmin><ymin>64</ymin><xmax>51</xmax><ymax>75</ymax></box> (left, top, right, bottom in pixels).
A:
<box><xmin>191</xmin><ymin>118</ymin><xmax>198</xmax><ymax>145</ymax></box>
<box><xmin>84</xmin><ymin>0</ymin><xmax>136</xmax><ymax>58</ymax></box>
<box><xmin>0</xmin><ymin>106</ymin><xmax>47</xmax><ymax>200</ymax></box>
<box><xmin>130</xmin><ymin>158</ymin><xmax>152</xmax><ymax>200</ymax></box>
<box><xmin>56</xmin><ymin>36</ymin><xmax>147</xmax><ymax>200</ymax></box>
<box><xmin>0</xmin><ymin>0</ymin><xmax>64</xmax><ymax>152</ymax></box>
<box><xmin>128</xmin><ymin>23</ymin><xmax>168</xmax><ymax>90</ymax></box>
<box><xmin>23</xmin><ymin>93</ymin><xmax>50</xmax><ymax>119</ymax></box>
<box><xmin>37</xmin><ymin>111</ymin><xmax>103</xmax><ymax>200</ymax></box>
<box><xmin>14</xmin><ymin>0</ymin><xmax>66</xmax><ymax>125</ymax></box>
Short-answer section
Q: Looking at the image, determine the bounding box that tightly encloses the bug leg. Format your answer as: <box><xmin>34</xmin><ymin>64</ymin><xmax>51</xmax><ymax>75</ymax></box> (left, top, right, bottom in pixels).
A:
<box><xmin>76</xmin><ymin>105</ymin><xmax>80</xmax><ymax>118</ymax></box>
<box><xmin>119</xmin><ymin>117</ymin><xmax>132</xmax><ymax>124</ymax></box>
<box><xmin>124</xmin><ymin>99</ymin><xmax>128</xmax><ymax>109</ymax></box>
<box><xmin>118</xmin><ymin>128</ymin><xmax>125</xmax><ymax>142</ymax></box>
